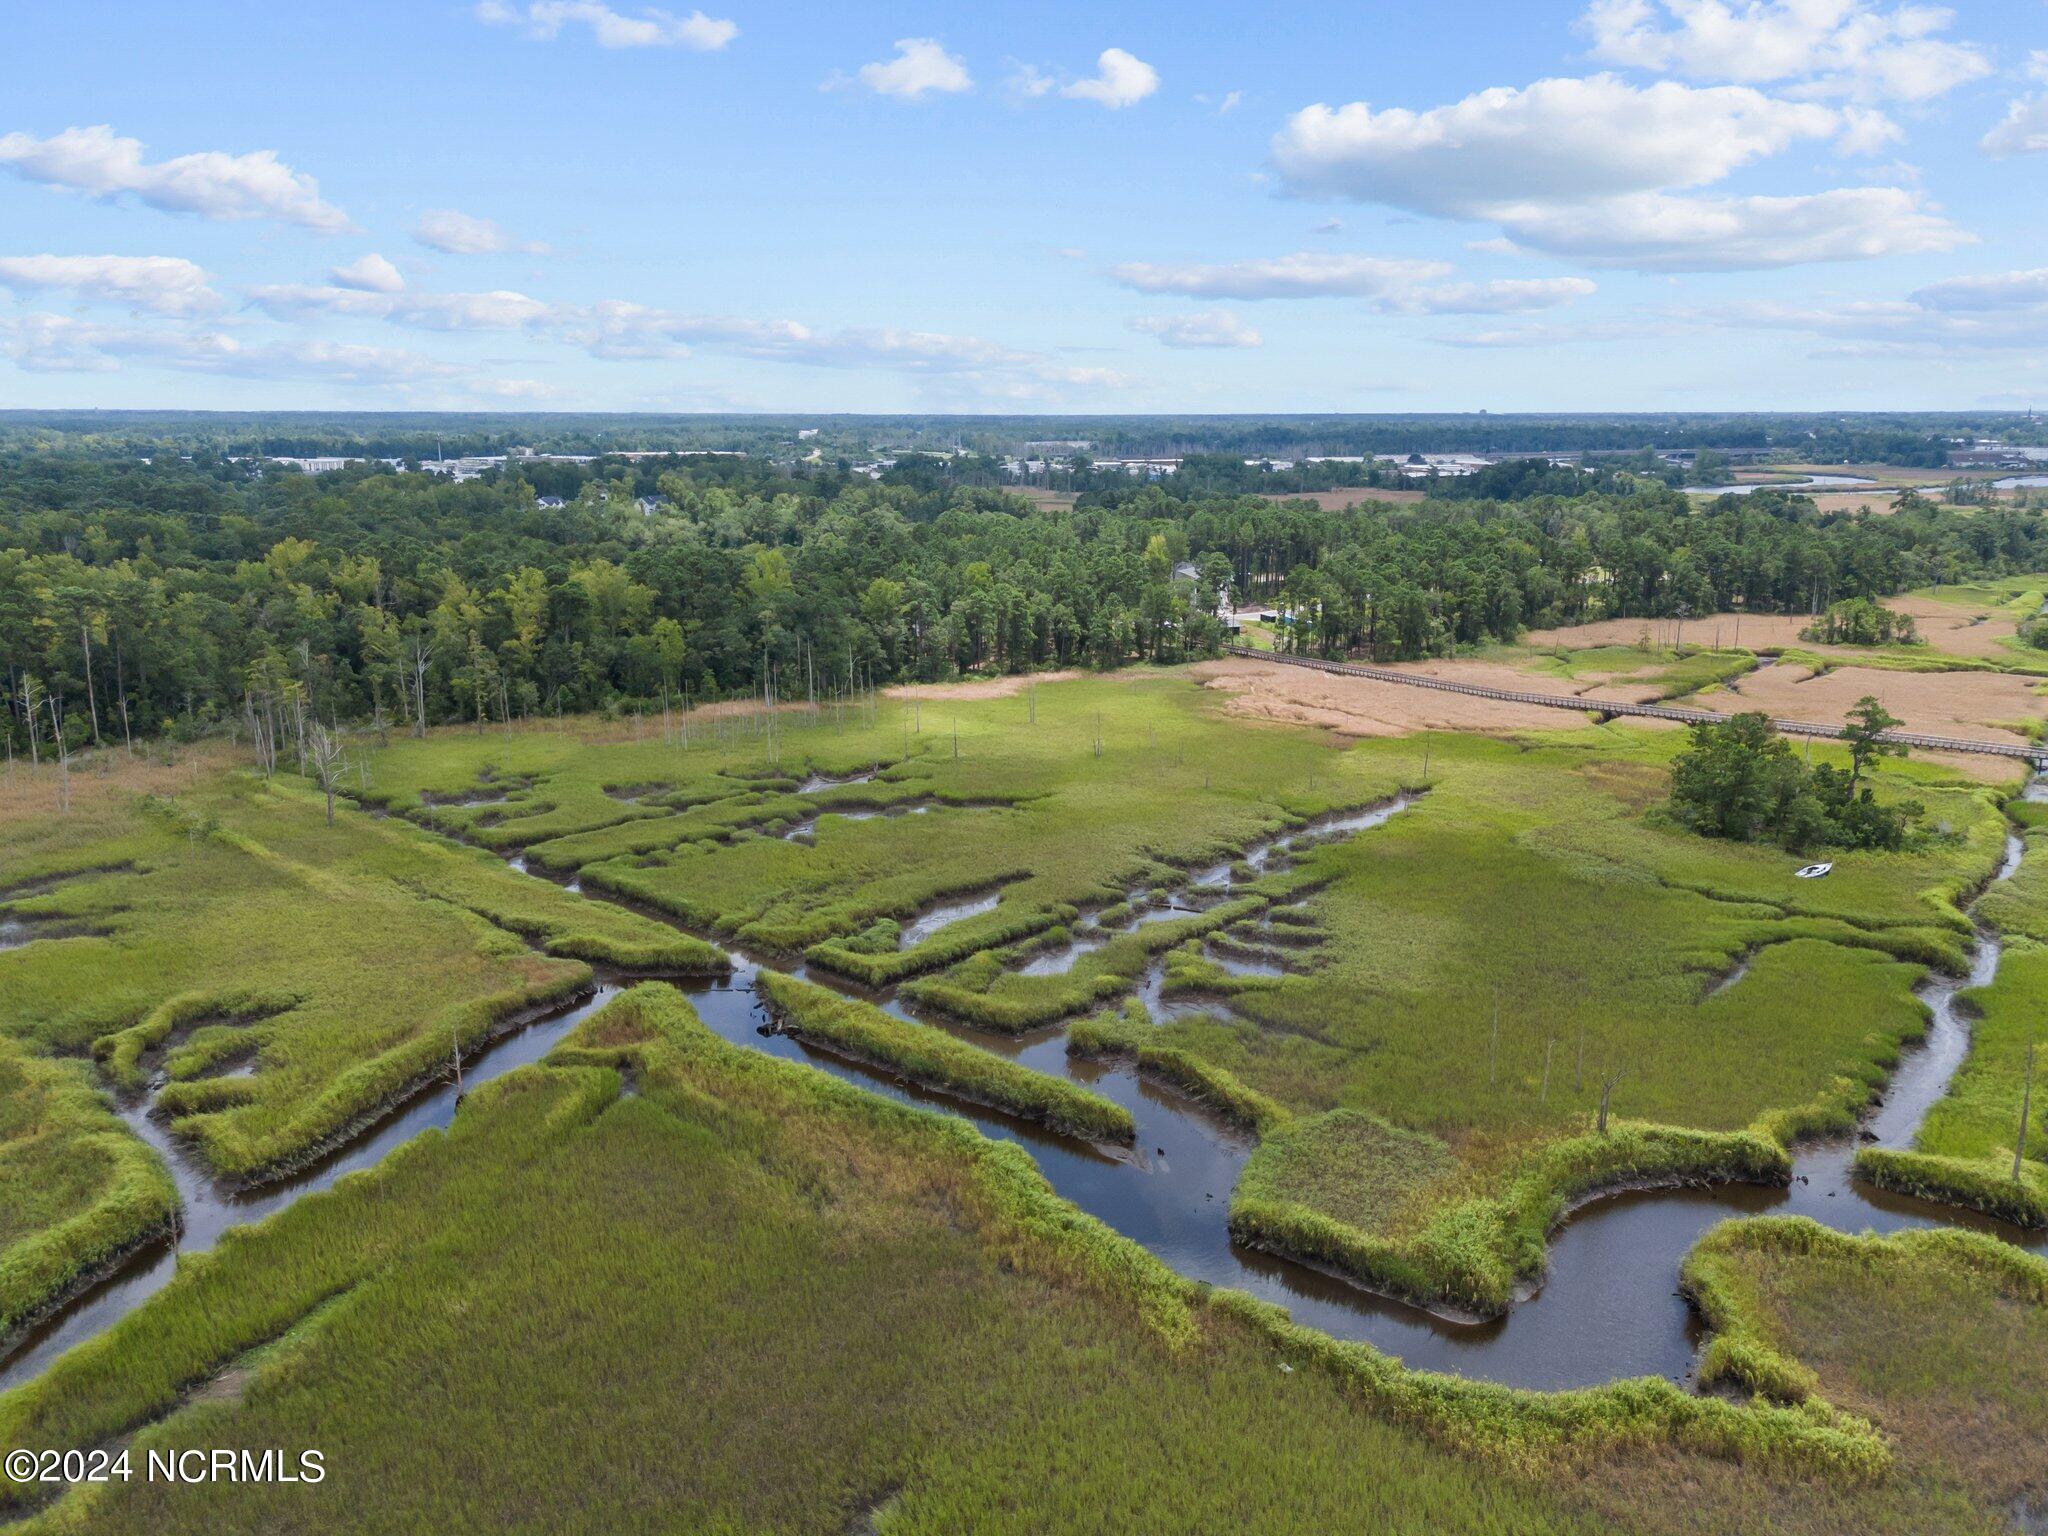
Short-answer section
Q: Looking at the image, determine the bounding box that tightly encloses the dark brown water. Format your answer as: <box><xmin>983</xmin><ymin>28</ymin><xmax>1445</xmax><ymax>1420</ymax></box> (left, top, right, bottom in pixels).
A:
<box><xmin>5</xmin><ymin>782</ymin><xmax>2040</xmax><ymax>1399</ymax></box>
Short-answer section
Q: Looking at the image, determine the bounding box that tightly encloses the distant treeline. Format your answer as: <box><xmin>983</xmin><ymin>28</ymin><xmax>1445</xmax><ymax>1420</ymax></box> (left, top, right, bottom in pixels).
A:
<box><xmin>1</xmin><ymin>409</ymin><xmax>2038</xmax><ymax>464</ymax></box>
<box><xmin>1</xmin><ymin>449</ymin><xmax>2043</xmax><ymax>750</ymax></box>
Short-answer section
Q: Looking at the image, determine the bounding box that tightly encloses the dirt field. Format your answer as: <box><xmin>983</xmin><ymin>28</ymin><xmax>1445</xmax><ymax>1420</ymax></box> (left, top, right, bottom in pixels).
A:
<box><xmin>1007</xmin><ymin>487</ymin><xmax>1080</xmax><ymax>511</ymax></box>
<box><xmin>1523</xmin><ymin>613</ymin><xmax>1810</xmax><ymax>651</ymax></box>
<box><xmin>1273</xmin><ymin>486</ymin><xmax>1428</xmax><ymax>510</ymax></box>
<box><xmin>1190</xmin><ymin>656</ymin><xmax>2028</xmax><ymax>784</ymax></box>
<box><xmin>1189</xmin><ymin>656</ymin><xmax>1619</xmax><ymax>739</ymax></box>
<box><xmin>886</xmin><ymin>669</ymin><xmax>1084</xmax><ymax>701</ymax></box>
<box><xmin>1805</xmin><ymin>489</ymin><xmax>1910</xmax><ymax>515</ymax></box>
<box><xmin>1525</xmin><ymin>599</ymin><xmax>2027</xmax><ymax>662</ymax></box>
<box><xmin>1886</xmin><ymin>595</ymin><xmax>2027</xmax><ymax>658</ymax></box>
<box><xmin>1722</xmin><ymin>662</ymin><xmax>2042</xmax><ymax>748</ymax></box>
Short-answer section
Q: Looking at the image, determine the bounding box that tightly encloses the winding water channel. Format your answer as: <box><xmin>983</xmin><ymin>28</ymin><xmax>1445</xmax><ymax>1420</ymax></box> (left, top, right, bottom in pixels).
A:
<box><xmin>4</xmin><ymin>777</ymin><xmax>2042</xmax><ymax>1398</ymax></box>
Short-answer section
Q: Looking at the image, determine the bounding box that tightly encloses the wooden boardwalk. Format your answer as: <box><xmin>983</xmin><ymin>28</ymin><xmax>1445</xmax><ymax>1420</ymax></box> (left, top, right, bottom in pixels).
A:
<box><xmin>1222</xmin><ymin>646</ymin><xmax>2048</xmax><ymax>769</ymax></box>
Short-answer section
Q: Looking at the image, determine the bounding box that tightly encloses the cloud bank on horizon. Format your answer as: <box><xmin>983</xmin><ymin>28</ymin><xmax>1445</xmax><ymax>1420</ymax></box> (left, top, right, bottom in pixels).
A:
<box><xmin>0</xmin><ymin>0</ymin><xmax>2041</xmax><ymax>411</ymax></box>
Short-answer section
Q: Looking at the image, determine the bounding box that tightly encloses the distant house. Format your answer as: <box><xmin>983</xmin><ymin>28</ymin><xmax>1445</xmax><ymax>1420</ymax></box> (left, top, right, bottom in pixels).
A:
<box><xmin>269</xmin><ymin>456</ymin><xmax>360</xmax><ymax>475</ymax></box>
<box><xmin>421</xmin><ymin>455</ymin><xmax>505</xmax><ymax>482</ymax></box>
<box><xmin>537</xmin><ymin>496</ymin><xmax>567</xmax><ymax>510</ymax></box>
<box><xmin>1949</xmin><ymin>445</ymin><xmax>2032</xmax><ymax>470</ymax></box>
<box><xmin>1094</xmin><ymin>456</ymin><xmax>1180</xmax><ymax>478</ymax></box>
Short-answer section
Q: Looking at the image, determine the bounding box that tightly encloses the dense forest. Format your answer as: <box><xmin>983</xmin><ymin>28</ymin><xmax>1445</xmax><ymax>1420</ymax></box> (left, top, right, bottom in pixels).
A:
<box><xmin>1</xmin><ymin>445</ymin><xmax>2044</xmax><ymax>751</ymax></box>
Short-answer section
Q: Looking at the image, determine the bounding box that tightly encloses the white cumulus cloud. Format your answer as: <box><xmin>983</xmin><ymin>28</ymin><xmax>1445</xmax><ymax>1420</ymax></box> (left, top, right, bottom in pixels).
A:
<box><xmin>1398</xmin><ymin>277</ymin><xmax>1599</xmax><ymax>313</ymax></box>
<box><xmin>413</xmin><ymin>209</ymin><xmax>548</xmax><ymax>255</ymax></box>
<box><xmin>1490</xmin><ymin>186</ymin><xmax>1967</xmax><ymax>270</ymax></box>
<box><xmin>1270</xmin><ymin>75</ymin><xmax>1963</xmax><ymax>270</ymax></box>
<box><xmin>0</xmin><ymin>312</ymin><xmax>463</xmax><ymax>382</ymax></box>
<box><xmin>1110</xmin><ymin>254</ymin><xmax>1597</xmax><ymax>315</ymax></box>
<box><xmin>330</xmin><ymin>254</ymin><xmax>405</xmax><ymax>293</ymax></box>
<box><xmin>0</xmin><ymin>124</ymin><xmax>350</xmax><ymax>232</ymax></box>
<box><xmin>1274</xmin><ymin>77</ymin><xmax>1840</xmax><ymax>208</ymax></box>
<box><xmin>1062</xmin><ymin>49</ymin><xmax>1159</xmax><ymax>109</ymax></box>
<box><xmin>1129</xmin><ymin>311</ymin><xmax>1263</xmax><ymax>348</ymax></box>
<box><xmin>853</xmin><ymin>39</ymin><xmax>972</xmax><ymax>100</ymax></box>
<box><xmin>475</xmin><ymin>1</ymin><xmax>736</xmax><ymax>50</ymax></box>
<box><xmin>1580</xmin><ymin>0</ymin><xmax>1990</xmax><ymax>102</ymax></box>
<box><xmin>249</xmin><ymin>283</ymin><xmax>553</xmax><ymax>331</ymax></box>
<box><xmin>1981</xmin><ymin>95</ymin><xmax>2048</xmax><ymax>157</ymax></box>
<box><xmin>239</xmin><ymin>271</ymin><xmax>1121</xmax><ymax>398</ymax></box>
<box><xmin>0</xmin><ymin>254</ymin><xmax>219</xmax><ymax>314</ymax></box>
<box><xmin>1110</xmin><ymin>252</ymin><xmax>1451</xmax><ymax>299</ymax></box>
<box><xmin>1686</xmin><ymin>293</ymin><xmax>2048</xmax><ymax>356</ymax></box>
<box><xmin>1910</xmin><ymin>269</ymin><xmax>2048</xmax><ymax>311</ymax></box>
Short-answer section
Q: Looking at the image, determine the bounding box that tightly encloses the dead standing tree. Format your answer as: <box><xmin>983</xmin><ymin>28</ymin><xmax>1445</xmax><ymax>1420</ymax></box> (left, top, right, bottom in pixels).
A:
<box><xmin>307</xmin><ymin>723</ymin><xmax>348</xmax><ymax>828</ymax></box>
<box><xmin>2017</xmin><ymin>1041</ymin><xmax>2037</xmax><ymax>1185</ymax></box>
<box><xmin>18</xmin><ymin>675</ymin><xmax>41</xmax><ymax>768</ymax></box>
<box><xmin>1597</xmin><ymin>1060</ymin><xmax>1632</xmax><ymax>1135</ymax></box>
<box><xmin>402</xmin><ymin>633</ymin><xmax>434</xmax><ymax>739</ymax></box>
<box><xmin>45</xmin><ymin>694</ymin><xmax>70</xmax><ymax>814</ymax></box>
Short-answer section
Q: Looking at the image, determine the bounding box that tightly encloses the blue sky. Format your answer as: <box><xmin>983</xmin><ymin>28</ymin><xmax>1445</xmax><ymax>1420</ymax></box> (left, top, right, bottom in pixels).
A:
<box><xmin>1</xmin><ymin>0</ymin><xmax>2043</xmax><ymax>413</ymax></box>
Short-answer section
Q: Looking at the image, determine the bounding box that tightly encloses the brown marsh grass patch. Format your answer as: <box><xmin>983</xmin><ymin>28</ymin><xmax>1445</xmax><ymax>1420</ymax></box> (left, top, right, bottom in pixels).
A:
<box><xmin>1189</xmin><ymin>656</ymin><xmax>1612</xmax><ymax>739</ymax></box>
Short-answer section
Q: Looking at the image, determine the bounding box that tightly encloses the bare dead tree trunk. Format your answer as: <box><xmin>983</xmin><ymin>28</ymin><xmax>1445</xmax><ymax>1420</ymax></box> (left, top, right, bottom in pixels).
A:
<box><xmin>2017</xmin><ymin>1041</ymin><xmax>2037</xmax><ymax>1184</ymax></box>
<box><xmin>307</xmin><ymin>723</ymin><xmax>347</xmax><ymax>827</ymax></box>
<box><xmin>20</xmin><ymin>676</ymin><xmax>40</xmax><ymax>768</ymax></box>
<box><xmin>1489</xmin><ymin>990</ymin><xmax>1500</xmax><ymax>1088</ymax></box>
<box><xmin>1541</xmin><ymin>1038</ymin><xmax>1555</xmax><ymax>1105</ymax></box>
<box><xmin>113</xmin><ymin>635</ymin><xmax>133</xmax><ymax>755</ymax></box>
<box><xmin>1598</xmin><ymin>1063</ymin><xmax>1629</xmax><ymax>1135</ymax></box>
<box><xmin>46</xmin><ymin>695</ymin><xmax>69</xmax><ymax>814</ymax></box>
<box><xmin>79</xmin><ymin>622</ymin><xmax>103</xmax><ymax>747</ymax></box>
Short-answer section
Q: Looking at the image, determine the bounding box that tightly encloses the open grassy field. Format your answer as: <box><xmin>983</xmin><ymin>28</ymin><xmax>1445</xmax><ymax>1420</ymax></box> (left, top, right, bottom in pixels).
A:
<box><xmin>4</xmin><ymin>983</ymin><xmax>2033</xmax><ymax>1536</ymax></box>
<box><xmin>329</xmin><ymin>671</ymin><xmax>2027</xmax><ymax>1313</ymax></box>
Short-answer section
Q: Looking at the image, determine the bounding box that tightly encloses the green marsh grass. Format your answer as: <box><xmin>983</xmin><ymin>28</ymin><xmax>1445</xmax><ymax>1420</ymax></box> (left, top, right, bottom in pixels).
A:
<box><xmin>0</xmin><ymin>1040</ymin><xmax>176</xmax><ymax>1341</ymax></box>
<box><xmin>6</xmin><ymin>984</ymin><xmax>1959</xmax><ymax>1534</ymax></box>
<box><xmin>0</xmin><ymin>770</ymin><xmax>702</xmax><ymax>1187</ymax></box>
<box><xmin>754</xmin><ymin>971</ymin><xmax>1133</xmax><ymax>1142</ymax></box>
<box><xmin>347</xmin><ymin>675</ymin><xmax>2023</xmax><ymax>1303</ymax></box>
<box><xmin>1677</xmin><ymin>1216</ymin><xmax>2048</xmax><ymax>1529</ymax></box>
